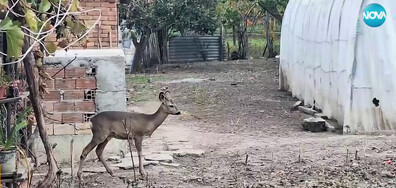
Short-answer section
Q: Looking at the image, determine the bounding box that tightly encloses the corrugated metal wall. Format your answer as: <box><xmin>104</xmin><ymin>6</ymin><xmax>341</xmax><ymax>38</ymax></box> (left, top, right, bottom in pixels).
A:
<box><xmin>168</xmin><ymin>36</ymin><xmax>225</xmax><ymax>63</ymax></box>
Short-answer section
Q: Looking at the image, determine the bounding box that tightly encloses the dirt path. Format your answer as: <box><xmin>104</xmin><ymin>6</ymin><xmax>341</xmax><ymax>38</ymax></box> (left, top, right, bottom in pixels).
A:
<box><xmin>60</xmin><ymin>60</ymin><xmax>395</xmax><ymax>188</ymax></box>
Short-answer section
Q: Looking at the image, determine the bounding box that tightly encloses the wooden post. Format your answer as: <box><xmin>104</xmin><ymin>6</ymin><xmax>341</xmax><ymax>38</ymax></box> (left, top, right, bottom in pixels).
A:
<box><xmin>70</xmin><ymin>139</ymin><xmax>75</xmax><ymax>187</ymax></box>
<box><xmin>219</xmin><ymin>25</ymin><xmax>224</xmax><ymax>62</ymax></box>
<box><xmin>110</xmin><ymin>30</ymin><xmax>113</xmax><ymax>48</ymax></box>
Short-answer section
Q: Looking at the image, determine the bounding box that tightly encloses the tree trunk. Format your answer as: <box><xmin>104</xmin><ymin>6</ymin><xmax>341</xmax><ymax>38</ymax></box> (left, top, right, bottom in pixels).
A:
<box><xmin>265</xmin><ymin>13</ymin><xmax>275</xmax><ymax>58</ymax></box>
<box><xmin>132</xmin><ymin>43</ymin><xmax>145</xmax><ymax>73</ymax></box>
<box><xmin>131</xmin><ymin>33</ymin><xmax>149</xmax><ymax>73</ymax></box>
<box><xmin>22</xmin><ymin>37</ymin><xmax>58</xmax><ymax>187</ymax></box>
<box><xmin>238</xmin><ymin>19</ymin><xmax>248</xmax><ymax>59</ymax></box>
<box><xmin>158</xmin><ymin>28</ymin><xmax>168</xmax><ymax>64</ymax></box>
<box><xmin>232</xmin><ymin>25</ymin><xmax>236</xmax><ymax>46</ymax></box>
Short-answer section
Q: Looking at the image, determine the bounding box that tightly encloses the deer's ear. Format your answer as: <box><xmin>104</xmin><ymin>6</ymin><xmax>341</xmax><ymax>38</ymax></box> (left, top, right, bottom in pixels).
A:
<box><xmin>159</xmin><ymin>92</ymin><xmax>165</xmax><ymax>101</ymax></box>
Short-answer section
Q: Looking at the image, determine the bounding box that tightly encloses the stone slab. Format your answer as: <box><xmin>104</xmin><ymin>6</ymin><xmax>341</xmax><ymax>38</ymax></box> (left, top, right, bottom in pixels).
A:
<box><xmin>302</xmin><ymin>117</ymin><xmax>326</xmax><ymax>132</ymax></box>
<box><xmin>159</xmin><ymin>162</ymin><xmax>180</xmax><ymax>168</ymax></box>
<box><xmin>144</xmin><ymin>154</ymin><xmax>174</xmax><ymax>163</ymax></box>
<box><xmin>173</xmin><ymin>149</ymin><xmax>205</xmax><ymax>157</ymax></box>
<box><xmin>298</xmin><ymin>106</ymin><xmax>317</xmax><ymax>115</ymax></box>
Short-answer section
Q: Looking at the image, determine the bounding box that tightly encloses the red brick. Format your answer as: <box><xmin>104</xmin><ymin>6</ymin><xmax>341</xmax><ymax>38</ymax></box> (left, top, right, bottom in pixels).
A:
<box><xmin>45</xmin><ymin>79</ymin><xmax>55</xmax><ymax>90</ymax></box>
<box><xmin>43</xmin><ymin>101</ymin><xmax>54</xmax><ymax>112</ymax></box>
<box><xmin>76</xmin><ymin>78</ymin><xmax>96</xmax><ymax>89</ymax></box>
<box><xmin>75</xmin><ymin>101</ymin><xmax>95</xmax><ymax>112</ymax></box>
<box><xmin>64</xmin><ymin>90</ymin><xmax>85</xmax><ymax>100</ymax></box>
<box><xmin>85</xmin><ymin>2</ymin><xmax>101</xmax><ymax>7</ymax></box>
<box><xmin>87</xmin><ymin>11</ymin><xmax>100</xmax><ymax>16</ymax></box>
<box><xmin>54</xmin><ymin>102</ymin><xmax>75</xmax><ymax>112</ymax></box>
<box><xmin>107</xmin><ymin>17</ymin><xmax>117</xmax><ymax>21</ymax></box>
<box><xmin>55</xmin><ymin>79</ymin><xmax>76</xmax><ymax>90</ymax></box>
<box><xmin>102</xmin><ymin>3</ymin><xmax>116</xmax><ymax>8</ymax></box>
<box><xmin>62</xmin><ymin>113</ymin><xmax>83</xmax><ymax>123</ymax></box>
<box><xmin>102</xmin><ymin>21</ymin><xmax>116</xmax><ymax>25</ymax></box>
<box><xmin>45</xmin><ymin>68</ymin><xmax>64</xmax><ymax>78</ymax></box>
<box><xmin>87</xmin><ymin>42</ymin><xmax>95</xmax><ymax>47</ymax></box>
<box><xmin>45</xmin><ymin>113</ymin><xmax>62</xmax><ymax>124</ymax></box>
<box><xmin>43</xmin><ymin>91</ymin><xmax>61</xmax><ymax>101</ymax></box>
<box><xmin>102</xmin><ymin>11</ymin><xmax>116</xmax><ymax>16</ymax></box>
<box><xmin>65</xmin><ymin>68</ymin><xmax>87</xmax><ymax>78</ymax></box>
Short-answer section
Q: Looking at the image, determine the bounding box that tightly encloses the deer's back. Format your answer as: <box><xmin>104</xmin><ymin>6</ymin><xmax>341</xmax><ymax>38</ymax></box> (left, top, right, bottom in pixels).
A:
<box><xmin>90</xmin><ymin>111</ymin><xmax>150</xmax><ymax>132</ymax></box>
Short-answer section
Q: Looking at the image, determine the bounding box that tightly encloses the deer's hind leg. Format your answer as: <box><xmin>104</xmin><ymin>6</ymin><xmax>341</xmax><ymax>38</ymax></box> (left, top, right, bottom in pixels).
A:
<box><xmin>96</xmin><ymin>137</ymin><xmax>113</xmax><ymax>176</ymax></box>
<box><xmin>77</xmin><ymin>135</ymin><xmax>107</xmax><ymax>180</ymax></box>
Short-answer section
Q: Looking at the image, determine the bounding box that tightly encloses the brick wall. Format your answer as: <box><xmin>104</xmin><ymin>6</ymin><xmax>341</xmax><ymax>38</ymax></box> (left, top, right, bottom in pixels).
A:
<box><xmin>47</xmin><ymin>0</ymin><xmax>118</xmax><ymax>49</ymax></box>
<box><xmin>43</xmin><ymin>67</ymin><xmax>97</xmax><ymax>135</ymax></box>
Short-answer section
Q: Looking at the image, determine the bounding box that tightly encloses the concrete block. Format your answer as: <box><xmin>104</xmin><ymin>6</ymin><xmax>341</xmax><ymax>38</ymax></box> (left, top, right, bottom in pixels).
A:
<box><xmin>298</xmin><ymin>106</ymin><xmax>317</xmax><ymax>115</ymax></box>
<box><xmin>302</xmin><ymin>117</ymin><xmax>326</xmax><ymax>132</ymax></box>
<box><xmin>144</xmin><ymin>154</ymin><xmax>173</xmax><ymax>163</ymax></box>
<box><xmin>291</xmin><ymin>101</ymin><xmax>303</xmax><ymax>111</ymax></box>
<box><xmin>54</xmin><ymin>124</ymin><xmax>76</xmax><ymax>135</ymax></box>
<box><xmin>174</xmin><ymin>149</ymin><xmax>204</xmax><ymax>157</ymax></box>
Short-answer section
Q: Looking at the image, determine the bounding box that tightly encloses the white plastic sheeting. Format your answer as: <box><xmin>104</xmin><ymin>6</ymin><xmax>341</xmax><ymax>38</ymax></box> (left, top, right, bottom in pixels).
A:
<box><xmin>280</xmin><ymin>0</ymin><xmax>396</xmax><ymax>133</ymax></box>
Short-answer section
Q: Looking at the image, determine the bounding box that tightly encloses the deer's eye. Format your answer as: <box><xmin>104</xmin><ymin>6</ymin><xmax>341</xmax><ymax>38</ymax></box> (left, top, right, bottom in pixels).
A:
<box><xmin>169</xmin><ymin>105</ymin><xmax>174</xmax><ymax>108</ymax></box>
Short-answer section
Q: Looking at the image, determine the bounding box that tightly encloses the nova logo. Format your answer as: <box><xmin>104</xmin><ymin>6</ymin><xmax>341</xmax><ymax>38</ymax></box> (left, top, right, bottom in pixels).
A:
<box><xmin>363</xmin><ymin>3</ymin><xmax>386</xmax><ymax>27</ymax></box>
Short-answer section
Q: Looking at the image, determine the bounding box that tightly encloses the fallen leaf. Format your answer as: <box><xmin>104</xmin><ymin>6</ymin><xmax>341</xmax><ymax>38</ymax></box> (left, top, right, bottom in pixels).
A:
<box><xmin>45</xmin><ymin>42</ymin><xmax>57</xmax><ymax>53</ymax></box>
<box><xmin>39</xmin><ymin>0</ymin><xmax>51</xmax><ymax>12</ymax></box>
<box><xmin>57</xmin><ymin>39</ymin><xmax>68</xmax><ymax>48</ymax></box>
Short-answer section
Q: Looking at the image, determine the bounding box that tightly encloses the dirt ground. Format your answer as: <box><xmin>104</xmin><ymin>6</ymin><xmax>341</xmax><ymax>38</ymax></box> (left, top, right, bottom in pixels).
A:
<box><xmin>42</xmin><ymin>59</ymin><xmax>394</xmax><ymax>187</ymax></box>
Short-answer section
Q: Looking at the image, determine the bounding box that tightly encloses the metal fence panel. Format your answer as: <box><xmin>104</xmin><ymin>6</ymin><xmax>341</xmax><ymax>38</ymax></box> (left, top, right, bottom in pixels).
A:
<box><xmin>168</xmin><ymin>36</ymin><xmax>225</xmax><ymax>63</ymax></box>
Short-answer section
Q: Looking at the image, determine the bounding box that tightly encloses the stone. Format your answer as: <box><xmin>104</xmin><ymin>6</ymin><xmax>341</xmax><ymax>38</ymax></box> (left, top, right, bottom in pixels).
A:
<box><xmin>325</xmin><ymin>121</ymin><xmax>336</xmax><ymax>132</ymax></box>
<box><xmin>144</xmin><ymin>154</ymin><xmax>174</xmax><ymax>163</ymax></box>
<box><xmin>107</xmin><ymin>155</ymin><xmax>121</xmax><ymax>162</ymax></box>
<box><xmin>302</xmin><ymin>117</ymin><xmax>326</xmax><ymax>132</ymax></box>
<box><xmin>112</xmin><ymin>158</ymin><xmax>159</xmax><ymax>170</ymax></box>
<box><xmin>120</xmin><ymin>157</ymin><xmax>139</xmax><ymax>164</ymax></box>
<box><xmin>167</xmin><ymin>144</ymin><xmax>194</xmax><ymax>151</ymax></box>
<box><xmin>298</xmin><ymin>106</ymin><xmax>317</xmax><ymax>115</ymax></box>
<box><xmin>159</xmin><ymin>162</ymin><xmax>180</xmax><ymax>167</ymax></box>
<box><xmin>314</xmin><ymin>113</ymin><xmax>328</xmax><ymax>119</ymax></box>
<box><xmin>62</xmin><ymin>166</ymin><xmax>117</xmax><ymax>174</ymax></box>
<box><xmin>174</xmin><ymin>149</ymin><xmax>204</xmax><ymax>157</ymax></box>
<box><xmin>291</xmin><ymin>101</ymin><xmax>303</xmax><ymax>111</ymax></box>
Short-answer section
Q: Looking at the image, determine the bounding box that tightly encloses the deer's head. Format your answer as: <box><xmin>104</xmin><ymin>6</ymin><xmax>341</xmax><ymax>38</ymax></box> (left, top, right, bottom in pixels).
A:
<box><xmin>159</xmin><ymin>91</ymin><xmax>181</xmax><ymax>115</ymax></box>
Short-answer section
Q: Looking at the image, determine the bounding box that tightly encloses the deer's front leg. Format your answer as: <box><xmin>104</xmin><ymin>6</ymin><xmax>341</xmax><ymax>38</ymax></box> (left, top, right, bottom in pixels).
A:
<box><xmin>134</xmin><ymin>136</ymin><xmax>145</xmax><ymax>178</ymax></box>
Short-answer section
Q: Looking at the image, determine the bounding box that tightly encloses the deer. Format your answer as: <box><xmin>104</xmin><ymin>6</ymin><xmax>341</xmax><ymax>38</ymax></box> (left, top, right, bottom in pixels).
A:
<box><xmin>77</xmin><ymin>91</ymin><xmax>180</xmax><ymax>180</ymax></box>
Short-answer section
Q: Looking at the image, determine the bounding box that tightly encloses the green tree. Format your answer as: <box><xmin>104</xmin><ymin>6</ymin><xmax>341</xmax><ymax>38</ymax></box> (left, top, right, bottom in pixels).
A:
<box><xmin>119</xmin><ymin>0</ymin><xmax>218</xmax><ymax>72</ymax></box>
<box><xmin>0</xmin><ymin>0</ymin><xmax>94</xmax><ymax>186</ymax></box>
<box><xmin>216</xmin><ymin>0</ymin><xmax>258</xmax><ymax>59</ymax></box>
<box><xmin>258</xmin><ymin>0</ymin><xmax>288</xmax><ymax>58</ymax></box>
